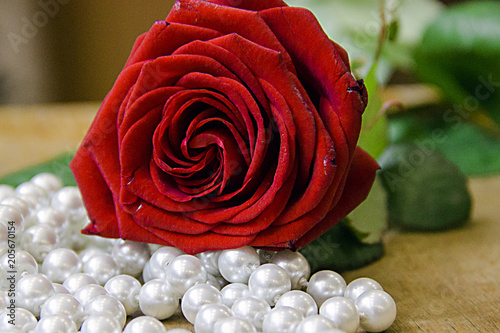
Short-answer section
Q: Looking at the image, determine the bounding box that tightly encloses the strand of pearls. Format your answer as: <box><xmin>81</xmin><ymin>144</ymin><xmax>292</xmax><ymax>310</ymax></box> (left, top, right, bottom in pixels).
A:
<box><xmin>0</xmin><ymin>173</ymin><xmax>397</xmax><ymax>333</ymax></box>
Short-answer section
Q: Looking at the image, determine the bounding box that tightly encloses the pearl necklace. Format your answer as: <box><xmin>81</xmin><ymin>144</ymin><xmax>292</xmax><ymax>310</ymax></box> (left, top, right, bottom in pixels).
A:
<box><xmin>0</xmin><ymin>173</ymin><xmax>397</xmax><ymax>333</ymax></box>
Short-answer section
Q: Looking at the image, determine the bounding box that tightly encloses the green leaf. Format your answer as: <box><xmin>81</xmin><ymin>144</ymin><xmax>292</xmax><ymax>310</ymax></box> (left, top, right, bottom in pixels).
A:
<box><xmin>301</xmin><ymin>220</ymin><xmax>384</xmax><ymax>273</ymax></box>
<box><xmin>0</xmin><ymin>152</ymin><xmax>76</xmax><ymax>187</ymax></box>
<box><xmin>378</xmin><ymin>144</ymin><xmax>472</xmax><ymax>231</ymax></box>
<box><xmin>346</xmin><ymin>175</ymin><xmax>388</xmax><ymax>244</ymax></box>
<box><xmin>415</xmin><ymin>1</ymin><xmax>500</xmax><ymax>124</ymax></box>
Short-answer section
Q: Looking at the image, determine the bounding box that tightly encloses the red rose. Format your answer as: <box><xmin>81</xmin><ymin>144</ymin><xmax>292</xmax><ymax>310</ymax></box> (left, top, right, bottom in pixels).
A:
<box><xmin>70</xmin><ymin>0</ymin><xmax>379</xmax><ymax>254</ymax></box>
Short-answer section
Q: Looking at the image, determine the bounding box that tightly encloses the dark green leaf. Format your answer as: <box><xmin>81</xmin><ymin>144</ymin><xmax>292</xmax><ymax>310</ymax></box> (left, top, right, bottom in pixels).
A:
<box><xmin>378</xmin><ymin>144</ymin><xmax>472</xmax><ymax>231</ymax></box>
<box><xmin>0</xmin><ymin>152</ymin><xmax>76</xmax><ymax>187</ymax></box>
<box><xmin>301</xmin><ymin>220</ymin><xmax>384</xmax><ymax>273</ymax></box>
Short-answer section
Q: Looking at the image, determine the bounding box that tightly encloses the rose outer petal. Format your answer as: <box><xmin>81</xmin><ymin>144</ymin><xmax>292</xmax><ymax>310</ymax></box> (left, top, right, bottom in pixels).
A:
<box><xmin>208</xmin><ymin>0</ymin><xmax>288</xmax><ymax>11</ymax></box>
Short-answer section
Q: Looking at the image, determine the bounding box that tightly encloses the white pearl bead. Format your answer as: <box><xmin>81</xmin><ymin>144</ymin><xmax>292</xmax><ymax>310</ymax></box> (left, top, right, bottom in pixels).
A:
<box><xmin>144</xmin><ymin>246</ymin><xmax>184</xmax><ymax>282</ymax></box>
<box><xmin>84</xmin><ymin>294</ymin><xmax>127</xmax><ymax>328</ymax></box>
<box><xmin>62</xmin><ymin>273</ymin><xmax>99</xmax><ymax>294</ymax></box>
<box><xmin>111</xmin><ymin>240</ymin><xmax>151</xmax><ymax>277</ymax></box>
<box><xmin>50</xmin><ymin>187</ymin><xmax>85</xmax><ymax>223</ymax></box>
<box><xmin>52</xmin><ymin>283</ymin><xmax>70</xmax><ymax>294</ymax></box>
<box><xmin>1</xmin><ymin>197</ymin><xmax>30</xmax><ymax>219</ymax></box>
<box><xmin>181</xmin><ymin>283</ymin><xmax>223</xmax><ymax>324</ymax></box>
<box><xmin>40</xmin><ymin>293</ymin><xmax>85</xmax><ymax>328</ymax></box>
<box><xmin>30</xmin><ymin>173</ymin><xmax>63</xmax><ymax>196</ymax></box>
<box><xmin>307</xmin><ymin>270</ymin><xmax>346</xmax><ymax>307</ymax></box>
<box><xmin>0</xmin><ymin>185</ymin><xmax>15</xmax><ymax>201</ymax></box>
<box><xmin>78</xmin><ymin>247</ymin><xmax>106</xmax><ymax>265</ymax></box>
<box><xmin>0</xmin><ymin>290</ymin><xmax>8</xmax><ymax>310</ymax></box>
<box><xmin>123</xmin><ymin>315</ymin><xmax>167</xmax><ymax>333</ymax></box>
<box><xmin>206</xmin><ymin>274</ymin><xmax>223</xmax><ymax>290</ymax></box>
<box><xmin>34</xmin><ymin>314</ymin><xmax>77</xmax><ymax>333</ymax></box>
<box><xmin>294</xmin><ymin>314</ymin><xmax>340</xmax><ymax>333</ymax></box>
<box><xmin>213</xmin><ymin>316</ymin><xmax>257</xmax><ymax>333</ymax></box>
<box><xmin>73</xmin><ymin>284</ymin><xmax>108</xmax><ymax>308</ymax></box>
<box><xmin>196</xmin><ymin>250</ymin><xmax>222</xmax><ymax>276</ymax></box>
<box><xmin>262</xmin><ymin>305</ymin><xmax>304</xmax><ymax>333</ymax></box>
<box><xmin>104</xmin><ymin>275</ymin><xmax>142</xmax><ymax>316</ymax></box>
<box><xmin>356</xmin><ymin>290</ymin><xmax>397</xmax><ymax>332</ymax></box>
<box><xmin>16</xmin><ymin>194</ymin><xmax>40</xmax><ymax>213</ymax></box>
<box><xmin>194</xmin><ymin>303</ymin><xmax>233</xmax><ymax>333</ymax></box>
<box><xmin>248</xmin><ymin>264</ymin><xmax>291</xmax><ymax>306</ymax></box>
<box><xmin>41</xmin><ymin>248</ymin><xmax>82</xmax><ymax>283</ymax></box>
<box><xmin>82</xmin><ymin>234</ymin><xmax>116</xmax><ymax>251</ymax></box>
<box><xmin>165</xmin><ymin>255</ymin><xmax>207</xmax><ymax>297</ymax></box>
<box><xmin>220</xmin><ymin>283</ymin><xmax>250</xmax><ymax>308</ymax></box>
<box><xmin>0</xmin><ymin>307</ymin><xmax>37</xmax><ymax>332</ymax></box>
<box><xmin>15</xmin><ymin>182</ymin><xmax>49</xmax><ymax>206</ymax></box>
<box><xmin>320</xmin><ymin>296</ymin><xmax>359</xmax><ymax>333</ymax></box>
<box><xmin>271</xmin><ymin>250</ymin><xmax>310</xmax><ymax>290</ymax></box>
<box><xmin>0</xmin><ymin>250</ymin><xmax>38</xmax><ymax>290</ymax></box>
<box><xmin>163</xmin><ymin>329</ymin><xmax>192</xmax><ymax>333</ymax></box>
<box><xmin>218</xmin><ymin>246</ymin><xmax>260</xmax><ymax>283</ymax></box>
<box><xmin>139</xmin><ymin>279</ymin><xmax>179</xmax><ymax>320</ymax></box>
<box><xmin>35</xmin><ymin>207</ymin><xmax>70</xmax><ymax>246</ymax></box>
<box><xmin>0</xmin><ymin>223</ymin><xmax>7</xmax><ymax>257</ymax></box>
<box><xmin>344</xmin><ymin>277</ymin><xmax>383</xmax><ymax>302</ymax></box>
<box><xmin>275</xmin><ymin>290</ymin><xmax>318</xmax><ymax>317</ymax></box>
<box><xmin>231</xmin><ymin>295</ymin><xmax>271</xmax><ymax>330</ymax></box>
<box><xmin>256</xmin><ymin>249</ymin><xmax>277</xmax><ymax>264</ymax></box>
<box><xmin>16</xmin><ymin>273</ymin><xmax>55</xmax><ymax>317</ymax></box>
<box><xmin>0</xmin><ymin>204</ymin><xmax>24</xmax><ymax>235</ymax></box>
<box><xmin>20</xmin><ymin>225</ymin><xmax>58</xmax><ymax>263</ymax></box>
<box><xmin>83</xmin><ymin>253</ymin><xmax>120</xmax><ymax>285</ymax></box>
<box><xmin>80</xmin><ymin>314</ymin><xmax>122</xmax><ymax>333</ymax></box>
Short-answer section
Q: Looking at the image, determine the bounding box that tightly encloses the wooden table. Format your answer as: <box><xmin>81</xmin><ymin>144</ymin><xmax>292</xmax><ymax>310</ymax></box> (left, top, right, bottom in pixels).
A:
<box><xmin>1</xmin><ymin>104</ymin><xmax>499</xmax><ymax>332</ymax></box>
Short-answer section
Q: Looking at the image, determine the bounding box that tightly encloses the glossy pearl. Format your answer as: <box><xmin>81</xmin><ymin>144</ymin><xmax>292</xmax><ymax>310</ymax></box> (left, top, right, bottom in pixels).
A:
<box><xmin>0</xmin><ymin>250</ymin><xmax>38</xmax><ymax>290</ymax></box>
<box><xmin>231</xmin><ymin>296</ymin><xmax>271</xmax><ymax>330</ymax></box>
<box><xmin>144</xmin><ymin>246</ymin><xmax>184</xmax><ymax>282</ymax></box>
<box><xmin>1</xmin><ymin>197</ymin><xmax>30</xmax><ymax>219</ymax></box>
<box><xmin>80</xmin><ymin>315</ymin><xmax>122</xmax><ymax>333</ymax></box>
<box><xmin>165</xmin><ymin>255</ymin><xmax>207</xmax><ymax>297</ymax></box>
<box><xmin>20</xmin><ymin>225</ymin><xmax>58</xmax><ymax>263</ymax></box>
<box><xmin>16</xmin><ymin>273</ymin><xmax>55</xmax><ymax>317</ymax></box>
<box><xmin>262</xmin><ymin>305</ymin><xmax>304</xmax><ymax>333</ymax></box>
<box><xmin>220</xmin><ymin>283</ymin><xmax>250</xmax><ymax>308</ymax></box>
<box><xmin>275</xmin><ymin>290</ymin><xmax>318</xmax><ymax>317</ymax></box>
<box><xmin>78</xmin><ymin>247</ymin><xmax>106</xmax><ymax>265</ymax></box>
<box><xmin>307</xmin><ymin>270</ymin><xmax>347</xmax><ymax>307</ymax></box>
<box><xmin>0</xmin><ymin>204</ymin><xmax>24</xmax><ymax>235</ymax></box>
<box><xmin>181</xmin><ymin>283</ymin><xmax>223</xmax><ymax>324</ymax></box>
<box><xmin>0</xmin><ymin>290</ymin><xmax>8</xmax><ymax>310</ymax></box>
<box><xmin>41</xmin><ymin>248</ymin><xmax>82</xmax><ymax>283</ymax></box>
<box><xmin>84</xmin><ymin>294</ymin><xmax>127</xmax><ymax>328</ymax></box>
<box><xmin>40</xmin><ymin>293</ymin><xmax>85</xmax><ymax>328</ymax></box>
<box><xmin>194</xmin><ymin>303</ymin><xmax>233</xmax><ymax>333</ymax></box>
<box><xmin>104</xmin><ymin>275</ymin><xmax>142</xmax><ymax>316</ymax></box>
<box><xmin>82</xmin><ymin>235</ymin><xmax>116</xmax><ymax>252</ymax></box>
<box><xmin>138</xmin><ymin>279</ymin><xmax>179</xmax><ymax>320</ymax></box>
<box><xmin>74</xmin><ymin>284</ymin><xmax>108</xmax><ymax>308</ymax></box>
<box><xmin>196</xmin><ymin>250</ymin><xmax>222</xmax><ymax>276</ymax></box>
<box><xmin>50</xmin><ymin>187</ymin><xmax>85</xmax><ymax>222</ymax></box>
<box><xmin>344</xmin><ymin>277</ymin><xmax>383</xmax><ymax>302</ymax></box>
<box><xmin>218</xmin><ymin>246</ymin><xmax>260</xmax><ymax>283</ymax></box>
<box><xmin>52</xmin><ymin>283</ymin><xmax>70</xmax><ymax>294</ymax></box>
<box><xmin>111</xmin><ymin>240</ymin><xmax>151</xmax><ymax>277</ymax></box>
<box><xmin>0</xmin><ymin>185</ymin><xmax>15</xmax><ymax>201</ymax></box>
<box><xmin>34</xmin><ymin>314</ymin><xmax>77</xmax><ymax>333</ymax></box>
<box><xmin>123</xmin><ymin>316</ymin><xmax>167</xmax><ymax>333</ymax></box>
<box><xmin>248</xmin><ymin>264</ymin><xmax>291</xmax><ymax>306</ymax></box>
<box><xmin>30</xmin><ymin>173</ymin><xmax>63</xmax><ymax>196</ymax></box>
<box><xmin>62</xmin><ymin>273</ymin><xmax>99</xmax><ymax>294</ymax></box>
<box><xmin>0</xmin><ymin>223</ymin><xmax>7</xmax><ymax>257</ymax></box>
<box><xmin>213</xmin><ymin>316</ymin><xmax>257</xmax><ymax>333</ymax></box>
<box><xmin>0</xmin><ymin>307</ymin><xmax>37</xmax><ymax>332</ymax></box>
<box><xmin>256</xmin><ymin>249</ymin><xmax>276</xmax><ymax>264</ymax></box>
<box><xmin>356</xmin><ymin>290</ymin><xmax>397</xmax><ymax>332</ymax></box>
<box><xmin>294</xmin><ymin>314</ymin><xmax>340</xmax><ymax>333</ymax></box>
<box><xmin>206</xmin><ymin>274</ymin><xmax>223</xmax><ymax>290</ymax></box>
<box><xmin>15</xmin><ymin>182</ymin><xmax>49</xmax><ymax>206</ymax></box>
<box><xmin>35</xmin><ymin>207</ymin><xmax>69</xmax><ymax>246</ymax></box>
<box><xmin>83</xmin><ymin>253</ymin><xmax>120</xmax><ymax>285</ymax></box>
<box><xmin>271</xmin><ymin>250</ymin><xmax>310</xmax><ymax>290</ymax></box>
<box><xmin>320</xmin><ymin>296</ymin><xmax>359</xmax><ymax>333</ymax></box>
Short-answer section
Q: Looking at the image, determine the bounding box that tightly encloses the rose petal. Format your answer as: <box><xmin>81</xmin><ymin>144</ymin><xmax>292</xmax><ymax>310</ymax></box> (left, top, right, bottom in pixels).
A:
<box><xmin>208</xmin><ymin>0</ymin><xmax>288</xmax><ymax>11</ymax></box>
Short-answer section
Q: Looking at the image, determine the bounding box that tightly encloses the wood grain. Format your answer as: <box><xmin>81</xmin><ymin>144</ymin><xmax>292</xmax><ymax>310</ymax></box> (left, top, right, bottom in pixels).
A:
<box><xmin>0</xmin><ymin>104</ymin><xmax>498</xmax><ymax>332</ymax></box>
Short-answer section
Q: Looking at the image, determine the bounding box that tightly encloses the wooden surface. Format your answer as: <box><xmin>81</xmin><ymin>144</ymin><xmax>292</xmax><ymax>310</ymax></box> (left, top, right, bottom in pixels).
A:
<box><xmin>1</xmin><ymin>104</ymin><xmax>499</xmax><ymax>332</ymax></box>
